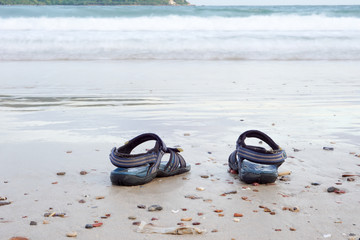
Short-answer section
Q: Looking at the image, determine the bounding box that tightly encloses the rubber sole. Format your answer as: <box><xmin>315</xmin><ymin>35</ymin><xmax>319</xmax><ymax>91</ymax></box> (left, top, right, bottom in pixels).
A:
<box><xmin>110</xmin><ymin>171</ymin><xmax>157</xmax><ymax>186</ymax></box>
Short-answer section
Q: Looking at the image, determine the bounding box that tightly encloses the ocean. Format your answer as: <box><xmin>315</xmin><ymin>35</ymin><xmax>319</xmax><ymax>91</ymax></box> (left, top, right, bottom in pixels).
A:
<box><xmin>1</xmin><ymin>5</ymin><xmax>360</xmax><ymax>60</ymax></box>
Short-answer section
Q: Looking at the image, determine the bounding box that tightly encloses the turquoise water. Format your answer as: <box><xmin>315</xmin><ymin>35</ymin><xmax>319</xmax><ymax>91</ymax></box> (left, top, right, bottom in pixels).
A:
<box><xmin>0</xmin><ymin>5</ymin><xmax>360</xmax><ymax>60</ymax></box>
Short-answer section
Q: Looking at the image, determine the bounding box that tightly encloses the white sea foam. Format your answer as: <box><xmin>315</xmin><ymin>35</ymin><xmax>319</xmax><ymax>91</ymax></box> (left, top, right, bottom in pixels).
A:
<box><xmin>1</xmin><ymin>15</ymin><xmax>360</xmax><ymax>60</ymax></box>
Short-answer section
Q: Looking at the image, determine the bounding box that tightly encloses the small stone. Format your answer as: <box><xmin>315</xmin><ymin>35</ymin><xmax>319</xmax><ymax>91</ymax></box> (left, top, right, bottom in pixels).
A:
<box><xmin>128</xmin><ymin>216</ymin><xmax>136</xmax><ymax>220</ymax></box>
<box><xmin>66</xmin><ymin>151</ymin><xmax>72</xmax><ymax>154</ymax></box>
<box><xmin>270</xmin><ymin>212</ymin><xmax>276</xmax><ymax>215</ymax></box>
<box><xmin>148</xmin><ymin>205</ymin><xmax>162</xmax><ymax>211</ymax></box>
<box><xmin>347</xmin><ymin>177</ymin><xmax>355</xmax><ymax>182</ymax></box>
<box><xmin>233</xmin><ymin>213</ymin><xmax>243</xmax><ymax>217</ymax></box>
<box><xmin>323</xmin><ymin>147</ymin><xmax>334</xmax><ymax>151</ymax></box>
<box><xmin>30</xmin><ymin>221</ymin><xmax>37</xmax><ymax>226</ymax></box>
<box><xmin>66</xmin><ymin>232</ymin><xmax>77</xmax><ymax>237</ymax></box>
<box><xmin>51</xmin><ymin>182</ymin><xmax>58</xmax><ymax>184</ymax></box>
<box><xmin>80</xmin><ymin>171</ymin><xmax>88</xmax><ymax>175</ymax></box>
<box><xmin>151</xmin><ymin>217</ymin><xmax>158</xmax><ymax>221</ymax></box>
<box><xmin>181</xmin><ymin>217</ymin><xmax>192</xmax><ymax>221</ymax></box>
<box><xmin>132</xmin><ymin>221</ymin><xmax>141</xmax><ymax>226</ymax></box>
<box><xmin>289</xmin><ymin>227</ymin><xmax>296</xmax><ymax>231</ymax></box>
<box><xmin>137</xmin><ymin>204</ymin><xmax>146</xmax><ymax>209</ymax></box>
<box><xmin>78</xmin><ymin>199</ymin><xmax>86</xmax><ymax>204</ymax></box>
<box><xmin>57</xmin><ymin>172</ymin><xmax>66</xmax><ymax>176</ymax></box>
<box><xmin>289</xmin><ymin>207</ymin><xmax>300</xmax><ymax>212</ymax></box>
<box><xmin>218</xmin><ymin>213</ymin><xmax>224</xmax><ymax>217</ymax></box>
<box><xmin>311</xmin><ymin>182</ymin><xmax>320</xmax><ymax>186</ymax></box>
<box><xmin>214</xmin><ymin>209</ymin><xmax>223</xmax><ymax>213</ymax></box>
<box><xmin>233</xmin><ymin>218</ymin><xmax>240</xmax><ymax>222</ymax></box>
<box><xmin>9</xmin><ymin>238</ymin><xmax>29</xmax><ymax>240</ymax></box>
<box><xmin>192</xmin><ymin>222</ymin><xmax>201</xmax><ymax>225</ymax></box>
<box><xmin>0</xmin><ymin>197</ymin><xmax>7</xmax><ymax>200</ymax></box>
<box><xmin>197</xmin><ymin>212</ymin><xmax>204</xmax><ymax>216</ymax></box>
<box><xmin>196</xmin><ymin>187</ymin><xmax>205</xmax><ymax>191</ymax></box>
<box><xmin>92</xmin><ymin>222</ymin><xmax>103</xmax><ymax>227</ymax></box>
<box><xmin>95</xmin><ymin>196</ymin><xmax>104</xmax><ymax>200</ymax></box>
<box><xmin>0</xmin><ymin>201</ymin><xmax>11</xmax><ymax>206</ymax></box>
<box><xmin>181</xmin><ymin>208</ymin><xmax>187</xmax><ymax>211</ymax></box>
<box><xmin>184</xmin><ymin>133</ymin><xmax>190</xmax><ymax>136</ymax></box>
<box><xmin>211</xmin><ymin>229</ymin><xmax>218</xmax><ymax>233</ymax></box>
<box><xmin>43</xmin><ymin>220</ymin><xmax>49</xmax><ymax>224</ymax></box>
<box><xmin>85</xmin><ymin>224</ymin><xmax>93</xmax><ymax>229</ymax></box>
<box><xmin>327</xmin><ymin>186</ymin><xmax>339</xmax><ymax>193</ymax></box>
<box><xmin>275</xmin><ymin>229</ymin><xmax>282</xmax><ymax>231</ymax></box>
<box><xmin>293</xmin><ymin>148</ymin><xmax>301</xmax><ymax>152</ymax></box>
<box><xmin>200</xmin><ymin>175</ymin><xmax>209</xmax><ymax>178</ymax></box>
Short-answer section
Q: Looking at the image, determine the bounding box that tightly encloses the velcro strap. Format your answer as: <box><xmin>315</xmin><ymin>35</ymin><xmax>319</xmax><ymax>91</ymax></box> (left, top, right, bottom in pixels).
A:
<box><xmin>110</xmin><ymin>147</ymin><xmax>158</xmax><ymax>168</ymax></box>
<box><xmin>237</xmin><ymin>146</ymin><xmax>286</xmax><ymax>165</ymax></box>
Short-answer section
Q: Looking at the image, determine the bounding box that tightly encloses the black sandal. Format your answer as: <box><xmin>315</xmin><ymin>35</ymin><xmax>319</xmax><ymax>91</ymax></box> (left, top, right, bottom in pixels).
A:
<box><xmin>228</xmin><ymin>130</ymin><xmax>287</xmax><ymax>184</ymax></box>
<box><xmin>109</xmin><ymin>133</ymin><xmax>191</xmax><ymax>186</ymax></box>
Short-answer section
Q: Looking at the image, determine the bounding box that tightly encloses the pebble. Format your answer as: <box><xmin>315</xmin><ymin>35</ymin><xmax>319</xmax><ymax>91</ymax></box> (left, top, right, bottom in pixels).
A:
<box><xmin>214</xmin><ymin>209</ymin><xmax>223</xmax><ymax>213</ymax></box>
<box><xmin>192</xmin><ymin>222</ymin><xmax>201</xmax><ymax>225</ymax></box>
<box><xmin>148</xmin><ymin>205</ymin><xmax>163</xmax><ymax>211</ymax></box>
<box><xmin>181</xmin><ymin>217</ymin><xmax>192</xmax><ymax>221</ymax></box>
<box><xmin>92</xmin><ymin>222</ymin><xmax>103</xmax><ymax>227</ymax></box>
<box><xmin>323</xmin><ymin>147</ymin><xmax>334</xmax><ymax>151</ymax></box>
<box><xmin>311</xmin><ymin>182</ymin><xmax>321</xmax><ymax>186</ymax></box>
<box><xmin>185</xmin><ymin>195</ymin><xmax>202</xmax><ymax>200</ymax></box>
<box><xmin>43</xmin><ymin>220</ymin><xmax>49</xmax><ymax>224</ymax></box>
<box><xmin>290</xmin><ymin>227</ymin><xmax>296</xmax><ymax>231</ymax></box>
<box><xmin>0</xmin><ymin>201</ymin><xmax>11</xmax><ymax>206</ymax></box>
<box><xmin>196</xmin><ymin>187</ymin><xmax>205</xmax><ymax>191</ymax></box>
<box><xmin>9</xmin><ymin>238</ymin><xmax>29</xmax><ymax>240</ymax></box>
<box><xmin>327</xmin><ymin>186</ymin><xmax>339</xmax><ymax>192</ymax></box>
<box><xmin>200</xmin><ymin>175</ymin><xmax>209</xmax><ymax>178</ymax></box>
<box><xmin>211</xmin><ymin>229</ymin><xmax>218</xmax><ymax>233</ymax></box>
<box><xmin>137</xmin><ymin>204</ymin><xmax>146</xmax><ymax>209</ymax></box>
<box><xmin>289</xmin><ymin>207</ymin><xmax>300</xmax><ymax>212</ymax></box>
<box><xmin>151</xmin><ymin>217</ymin><xmax>158</xmax><ymax>221</ymax></box>
<box><xmin>85</xmin><ymin>224</ymin><xmax>93</xmax><ymax>229</ymax></box>
<box><xmin>95</xmin><ymin>196</ymin><xmax>105</xmax><ymax>200</ymax></box>
<box><xmin>66</xmin><ymin>232</ymin><xmax>77</xmax><ymax>238</ymax></box>
<box><xmin>233</xmin><ymin>213</ymin><xmax>243</xmax><ymax>217</ymax></box>
<box><xmin>56</xmin><ymin>172</ymin><xmax>66</xmax><ymax>176</ymax></box>
<box><xmin>30</xmin><ymin>221</ymin><xmax>37</xmax><ymax>226</ymax></box>
<box><xmin>128</xmin><ymin>216</ymin><xmax>136</xmax><ymax>220</ymax></box>
<box><xmin>0</xmin><ymin>196</ymin><xmax>8</xmax><ymax>200</ymax></box>
<box><xmin>132</xmin><ymin>221</ymin><xmax>141</xmax><ymax>226</ymax></box>
<box><xmin>275</xmin><ymin>229</ymin><xmax>282</xmax><ymax>232</ymax></box>
<box><xmin>347</xmin><ymin>177</ymin><xmax>355</xmax><ymax>182</ymax></box>
<box><xmin>78</xmin><ymin>199</ymin><xmax>86</xmax><ymax>204</ymax></box>
<box><xmin>80</xmin><ymin>171</ymin><xmax>88</xmax><ymax>175</ymax></box>
<box><xmin>184</xmin><ymin>133</ymin><xmax>190</xmax><ymax>136</ymax></box>
<box><xmin>233</xmin><ymin>218</ymin><xmax>240</xmax><ymax>222</ymax></box>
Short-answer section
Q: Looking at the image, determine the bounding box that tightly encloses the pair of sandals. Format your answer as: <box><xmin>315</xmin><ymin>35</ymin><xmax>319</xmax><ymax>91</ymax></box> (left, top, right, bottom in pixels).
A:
<box><xmin>109</xmin><ymin>130</ymin><xmax>286</xmax><ymax>186</ymax></box>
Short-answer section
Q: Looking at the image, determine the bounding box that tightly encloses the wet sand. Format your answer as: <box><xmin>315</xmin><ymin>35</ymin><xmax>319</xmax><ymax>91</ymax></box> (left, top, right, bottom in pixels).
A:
<box><xmin>1</xmin><ymin>60</ymin><xmax>360</xmax><ymax>239</ymax></box>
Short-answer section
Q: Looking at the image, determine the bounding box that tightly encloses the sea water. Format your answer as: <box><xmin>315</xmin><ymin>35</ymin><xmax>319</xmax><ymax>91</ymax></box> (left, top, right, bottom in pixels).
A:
<box><xmin>1</xmin><ymin>5</ymin><xmax>360</xmax><ymax>60</ymax></box>
<box><xmin>0</xmin><ymin>5</ymin><xmax>360</xmax><ymax>144</ymax></box>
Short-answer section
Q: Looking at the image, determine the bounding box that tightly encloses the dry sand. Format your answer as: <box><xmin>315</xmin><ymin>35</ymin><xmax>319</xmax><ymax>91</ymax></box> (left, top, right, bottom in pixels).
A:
<box><xmin>0</xmin><ymin>60</ymin><xmax>359</xmax><ymax>240</ymax></box>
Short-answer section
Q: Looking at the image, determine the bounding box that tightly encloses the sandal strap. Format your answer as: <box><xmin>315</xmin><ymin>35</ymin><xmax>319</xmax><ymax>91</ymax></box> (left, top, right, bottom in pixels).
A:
<box><xmin>162</xmin><ymin>148</ymin><xmax>187</xmax><ymax>173</ymax></box>
<box><xmin>110</xmin><ymin>133</ymin><xmax>167</xmax><ymax>169</ymax></box>
<box><xmin>236</xmin><ymin>130</ymin><xmax>286</xmax><ymax>165</ymax></box>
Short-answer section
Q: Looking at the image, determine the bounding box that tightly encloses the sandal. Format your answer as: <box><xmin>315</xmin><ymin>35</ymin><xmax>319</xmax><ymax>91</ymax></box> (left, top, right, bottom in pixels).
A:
<box><xmin>228</xmin><ymin>130</ymin><xmax>287</xmax><ymax>184</ymax></box>
<box><xmin>109</xmin><ymin>133</ymin><xmax>191</xmax><ymax>186</ymax></box>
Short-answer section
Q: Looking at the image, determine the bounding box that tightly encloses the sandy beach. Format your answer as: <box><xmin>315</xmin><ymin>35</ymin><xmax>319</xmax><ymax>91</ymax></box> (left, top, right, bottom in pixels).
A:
<box><xmin>1</xmin><ymin>60</ymin><xmax>359</xmax><ymax>239</ymax></box>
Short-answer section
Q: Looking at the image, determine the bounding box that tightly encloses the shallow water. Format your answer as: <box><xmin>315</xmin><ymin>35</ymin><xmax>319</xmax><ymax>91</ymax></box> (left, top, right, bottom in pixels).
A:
<box><xmin>1</xmin><ymin>60</ymin><xmax>359</xmax><ymax>145</ymax></box>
